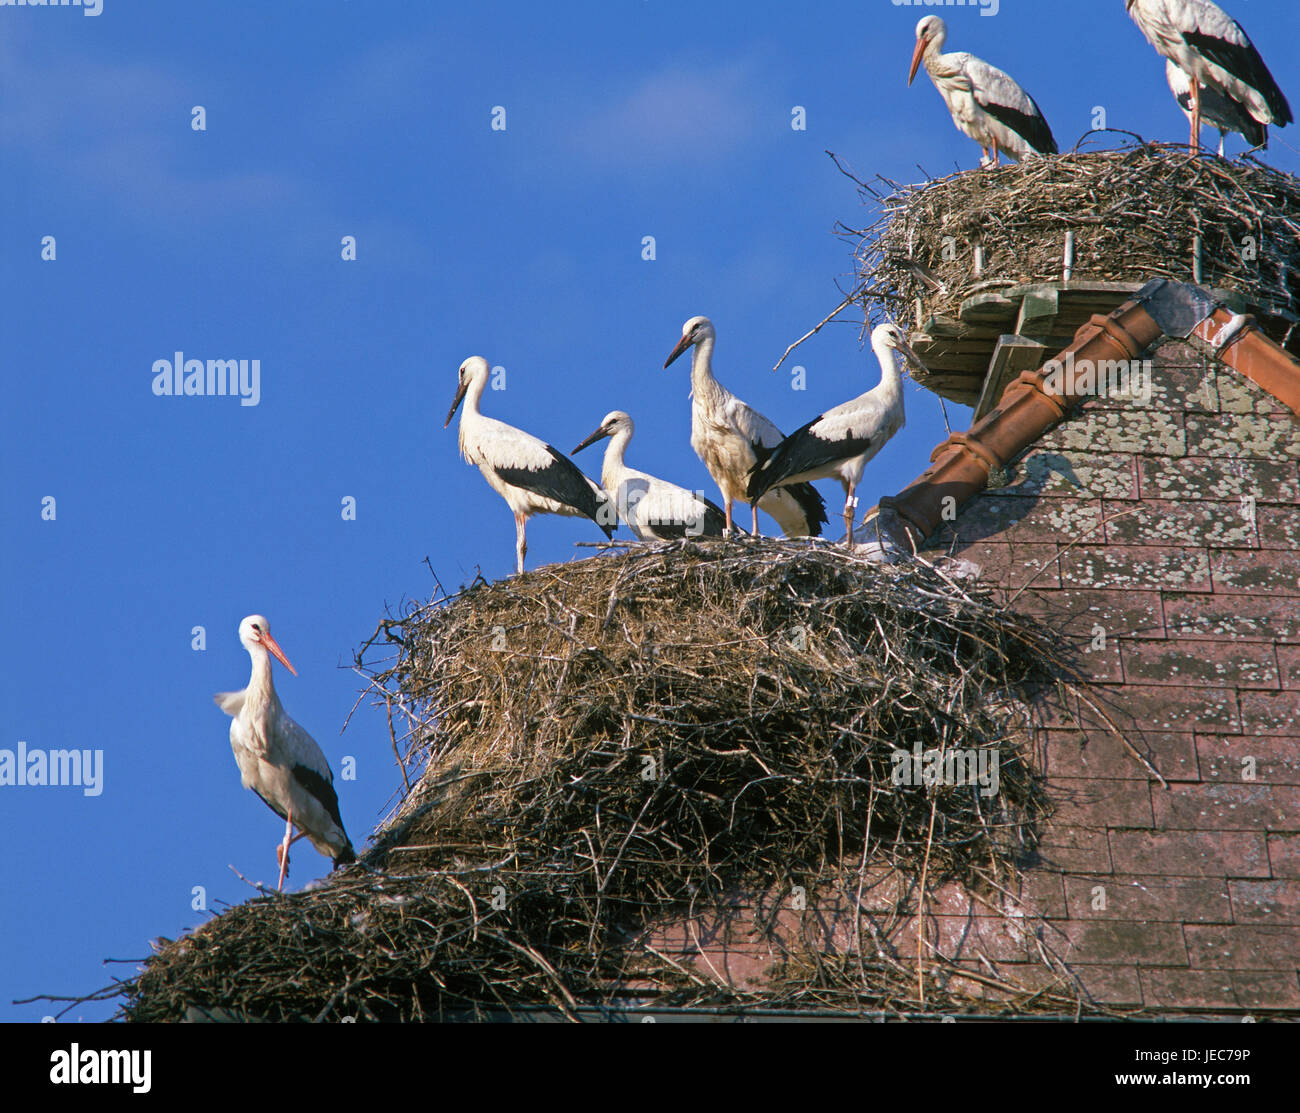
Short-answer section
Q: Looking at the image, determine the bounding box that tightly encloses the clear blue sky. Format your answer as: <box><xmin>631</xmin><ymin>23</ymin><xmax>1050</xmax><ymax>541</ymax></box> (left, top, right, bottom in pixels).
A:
<box><xmin>2</xmin><ymin>1</ymin><xmax>1296</xmax><ymax>1021</ymax></box>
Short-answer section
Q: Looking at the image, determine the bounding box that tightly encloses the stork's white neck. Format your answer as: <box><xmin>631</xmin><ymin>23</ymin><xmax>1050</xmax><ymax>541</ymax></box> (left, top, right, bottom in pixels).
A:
<box><xmin>689</xmin><ymin>333</ymin><xmax>726</xmax><ymax>407</ymax></box>
<box><xmin>244</xmin><ymin>644</ymin><xmax>279</xmax><ymax>709</ymax></box>
<box><xmin>871</xmin><ymin>336</ymin><xmax>905</xmax><ymax>408</ymax></box>
<box><xmin>463</xmin><ymin>369</ymin><xmax>490</xmax><ymax>417</ymax></box>
<box><xmin>922</xmin><ymin>31</ymin><xmax>959</xmax><ymax>79</ymax></box>
<box><xmin>601</xmin><ymin>426</ymin><xmax>632</xmax><ymax>490</ymax></box>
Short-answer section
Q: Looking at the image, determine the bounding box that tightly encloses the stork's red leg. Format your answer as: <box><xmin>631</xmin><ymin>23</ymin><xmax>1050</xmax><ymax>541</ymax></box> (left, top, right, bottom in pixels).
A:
<box><xmin>276</xmin><ymin>811</ymin><xmax>294</xmax><ymax>891</ymax></box>
<box><xmin>1190</xmin><ymin>80</ymin><xmax>1201</xmax><ymax>150</ymax></box>
<box><xmin>514</xmin><ymin>512</ymin><xmax>527</xmax><ymax>575</ymax></box>
<box><xmin>750</xmin><ymin>502</ymin><xmax>759</xmax><ymax>537</ymax></box>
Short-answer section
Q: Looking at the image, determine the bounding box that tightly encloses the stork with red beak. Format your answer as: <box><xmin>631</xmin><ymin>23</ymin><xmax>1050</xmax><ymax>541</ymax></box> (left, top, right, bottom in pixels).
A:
<box><xmin>214</xmin><ymin>615</ymin><xmax>355</xmax><ymax>892</ymax></box>
<box><xmin>907</xmin><ymin>15</ymin><xmax>1057</xmax><ymax>167</ymax></box>
<box><xmin>1126</xmin><ymin>0</ymin><xmax>1291</xmax><ymax>152</ymax></box>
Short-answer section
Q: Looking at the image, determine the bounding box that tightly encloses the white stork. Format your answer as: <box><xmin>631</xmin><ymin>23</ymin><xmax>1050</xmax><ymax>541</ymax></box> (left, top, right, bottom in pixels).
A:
<box><xmin>446</xmin><ymin>356</ymin><xmax>615</xmax><ymax>574</ymax></box>
<box><xmin>664</xmin><ymin>316</ymin><xmax>827</xmax><ymax>539</ymax></box>
<box><xmin>214</xmin><ymin>615</ymin><xmax>354</xmax><ymax>892</ymax></box>
<box><xmin>1127</xmin><ymin>0</ymin><xmax>1291</xmax><ymax>152</ymax></box>
<box><xmin>572</xmin><ymin>410</ymin><xmax>731</xmax><ymax>540</ymax></box>
<box><xmin>908</xmin><ymin>15</ymin><xmax>1058</xmax><ymax>166</ymax></box>
<box><xmin>1166</xmin><ymin>59</ymin><xmax>1265</xmax><ymax>154</ymax></box>
<box><xmin>747</xmin><ymin>323</ymin><xmax>924</xmax><ymax>547</ymax></box>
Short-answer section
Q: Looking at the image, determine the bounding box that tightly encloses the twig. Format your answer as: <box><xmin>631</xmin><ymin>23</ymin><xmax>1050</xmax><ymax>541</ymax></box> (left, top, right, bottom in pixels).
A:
<box><xmin>228</xmin><ymin>864</ymin><xmax>280</xmax><ymax>896</ymax></box>
<box><xmin>771</xmin><ymin>291</ymin><xmax>858</xmax><ymax>372</ymax></box>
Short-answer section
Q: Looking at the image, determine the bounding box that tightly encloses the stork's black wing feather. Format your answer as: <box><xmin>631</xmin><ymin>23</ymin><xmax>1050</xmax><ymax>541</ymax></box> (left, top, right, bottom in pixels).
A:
<box><xmin>746</xmin><ymin>435</ymin><xmax>827</xmax><ymax>535</ymax></box>
<box><xmin>748</xmin><ymin>416</ymin><xmax>818</xmax><ymax>500</ymax></box>
<box><xmin>1175</xmin><ymin>79</ymin><xmax>1268</xmax><ymax>146</ymax></box>
<box><xmin>495</xmin><ymin>445</ymin><xmax>616</xmax><ymax>537</ymax></box>
<box><xmin>292</xmin><ymin>762</ymin><xmax>346</xmax><ymax>832</ymax></box>
<box><xmin>649</xmin><ymin>494</ymin><xmax>730</xmax><ymax>539</ymax></box>
<box><xmin>785</xmin><ymin>481</ymin><xmax>828</xmax><ymax>536</ymax></box>
<box><xmin>979</xmin><ymin>94</ymin><xmax>1058</xmax><ymax>154</ymax></box>
<box><xmin>747</xmin><ymin>414</ymin><xmax>874</xmax><ymax>501</ymax></box>
<box><xmin>1183</xmin><ymin>28</ymin><xmax>1292</xmax><ymax>125</ymax></box>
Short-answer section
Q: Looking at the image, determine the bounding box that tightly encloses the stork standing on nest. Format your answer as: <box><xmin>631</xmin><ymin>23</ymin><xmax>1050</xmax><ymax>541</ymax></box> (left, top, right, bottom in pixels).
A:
<box><xmin>664</xmin><ymin>316</ymin><xmax>827</xmax><ymax>539</ymax></box>
<box><xmin>215</xmin><ymin>615</ymin><xmax>354</xmax><ymax>892</ymax></box>
<box><xmin>1165</xmin><ymin>58</ymin><xmax>1265</xmax><ymax>155</ymax></box>
<box><xmin>907</xmin><ymin>15</ymin><xmax>1058</xmax><ymax>167</ymax></box>
<box><xmin>1127</xmin><ymin>0</ymin><xmax>1291</xmax><ymax>152</ymax></box>
<box><xmin>747</xmin><ymin>323</ymin><xmax>925</xmax><ymax>548</ymax></box>
<box><xmin>445</xmin><ymin>356</ymin><xmax>615</xmax><ymax>574</ymax></box>
<box><xmin>572</xmin><ymin>410</ymin><xmax>731</xmax><ymax>540</ymax></box>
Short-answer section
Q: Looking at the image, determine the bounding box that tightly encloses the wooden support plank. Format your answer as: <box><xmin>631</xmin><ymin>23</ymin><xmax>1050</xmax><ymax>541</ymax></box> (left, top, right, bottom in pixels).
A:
<box><xmin>1016</xmin><ymin>286</ymin><xmax>1060</xmax><ymax>337</ymax></box>
<box><xmin>918</xmin><ymin>314</ymin><xmax>965</xmax><ymax>339</ymax></box>
<box><xmin>974</xmin><ymin>334</ymin><xmax>1049</xmax><ymax>421</ymax></box>
<box><xmin>959</xmin><ymin>291</ymin><xmax>1020</xmax><ymax>329</ymax></box>
<box><xmin>914</xmin><ymin>339</ymin><xmax>1011</xmax><ymax>357</ymax></box>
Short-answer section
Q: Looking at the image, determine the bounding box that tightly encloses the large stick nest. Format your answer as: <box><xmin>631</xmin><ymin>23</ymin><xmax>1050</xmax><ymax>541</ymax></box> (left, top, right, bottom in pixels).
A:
<box><xmin>123</xmin><ymin>541</ymin><xmax>1122</xmax><ymax>1021</ymax></box>
<box><xmin>842</xmin><ymin>140</ymin><xmax>1300</xmax><ymax>357</ymax></box>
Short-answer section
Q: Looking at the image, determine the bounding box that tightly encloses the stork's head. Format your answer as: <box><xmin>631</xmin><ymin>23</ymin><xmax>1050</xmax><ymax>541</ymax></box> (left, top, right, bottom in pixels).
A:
<box><xmin>909</xmin><ymin>16</ymin><xmax>947</xmax><ymax>85</ymax></box>
<box><xmin>572</xmin><ymin>410</ymin><xmax>633</xmax><ymax>455</ymax></box>
<box><xmin>238</xmin><ymin>614</ymin><xmax>298</xmax><ymax>676</ymax></box>
<box><xmin>445</xmin><ymin>356</ymin><xmax>490</xmax><ymax>427</ymax></box>
<box><xmin>871</xmin><ymin>321</ymin><xmax>928</xmax><ymax>377</ymax></box>
<box><xmin>664</xmin><ymin>316</ymin><xmax>715</xmax><ymax>368</ymax></box>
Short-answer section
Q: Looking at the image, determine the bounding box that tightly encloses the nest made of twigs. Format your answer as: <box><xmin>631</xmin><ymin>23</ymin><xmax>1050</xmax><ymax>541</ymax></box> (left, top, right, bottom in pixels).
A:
<box><xmin>843</xmin><ymin>141</ymin><xmax>1300</xmax><ymax>338</ymax></box>
<box><xmin>122</xmin><ymin>541</ymin><xmax>1125</xmax><ymax>1022</ymax></box>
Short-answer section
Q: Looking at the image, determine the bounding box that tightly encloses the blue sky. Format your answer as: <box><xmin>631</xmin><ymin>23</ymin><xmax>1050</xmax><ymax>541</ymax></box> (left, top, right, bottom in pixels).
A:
<box><xmin>2</xmin><ymin>1</ymin><xmax>1296</xmax><ymax>1021</ymax></box>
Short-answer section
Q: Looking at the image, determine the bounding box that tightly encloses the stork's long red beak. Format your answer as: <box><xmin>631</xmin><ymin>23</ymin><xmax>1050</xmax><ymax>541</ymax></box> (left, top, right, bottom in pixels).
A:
<box><xmin>260</xmin><ymin>632</ymin><xmax>298</xmax><ymax>677</ymax></box>
<box><xmin>444</xmin><ymin>380</ymin><xmax>469</xmax><ymax>428</ymax></box>
<box><xmin>664</xmin><ymin>334</ymin><xmax>692</xmax><ymax>368</ymax></box>
<box><xmin>908</xmin><ymin>37</ymin><xmax>927</xmax><ymax>86</ymax></box>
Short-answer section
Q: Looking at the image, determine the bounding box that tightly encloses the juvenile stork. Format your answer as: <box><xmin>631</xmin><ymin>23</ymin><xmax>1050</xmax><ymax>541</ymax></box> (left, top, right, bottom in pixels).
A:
<box><xmin>446</xmin><ymin>356</ymin><xmax>615</xmax><ymax>574</ymax></box>
<box><xmin>1127</xmin><ymin>0</ymin><xmax>1291</xmax><ymax>151</ymax></box>
<box><xmin>214</xmin><ymin>615</ymin><xmax>354</xmax><ymax>892</ymax></box>
<box><xmin>664</xmin><ymin>316</ymin><xmax>827</xmax><ymax>539</ymax></box>
<box><xmin>907</xmin><ymin>15</ymin><xmax>1058</xmax><ymax>166</ymax></box>
<box><xmin>747</xmin><ymin>323</ymin><xmax>924</xmax><ymax>547</ymax></box>
<box><xmin>1166</xmin><ymin>58</ymin><xmax>1265</xmax><ymax>154</ymax></box>
<box><xmin>572</xmin><ymin>410</ymin><xmax>731</xmax><ymax>540</ymax></box>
